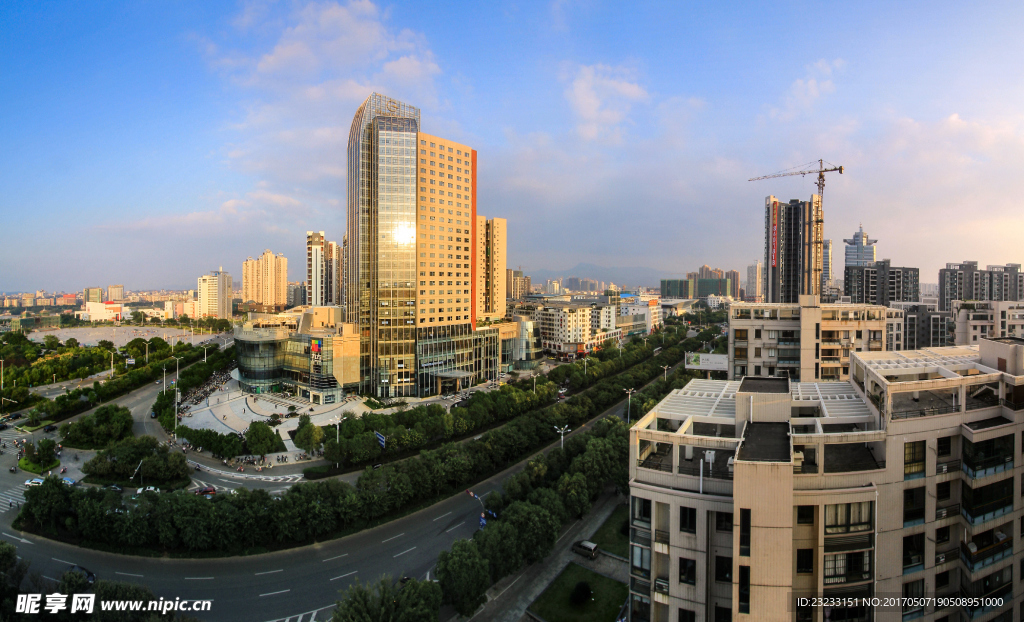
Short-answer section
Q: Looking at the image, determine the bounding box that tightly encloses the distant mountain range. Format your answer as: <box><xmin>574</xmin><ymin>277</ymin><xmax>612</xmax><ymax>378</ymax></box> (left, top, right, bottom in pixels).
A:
<box><xmin>521</xmin><ymin>263</ymin><xmax>685</xmax><ymax>289</ymax></box>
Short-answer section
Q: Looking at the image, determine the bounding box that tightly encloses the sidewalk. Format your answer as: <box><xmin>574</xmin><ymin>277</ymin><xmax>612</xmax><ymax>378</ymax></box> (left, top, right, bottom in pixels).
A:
<box><xmin>461</xmin><ymin>489</ymin><xmax>627</xmax><ymax>622</ymax></box>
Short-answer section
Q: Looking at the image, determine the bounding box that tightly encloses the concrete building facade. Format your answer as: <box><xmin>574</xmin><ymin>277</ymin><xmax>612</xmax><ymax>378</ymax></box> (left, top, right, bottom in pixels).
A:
<box><xmin>475</xmin><ymin>216</ymin><xmax>507</xmax><ymax>322</ymax></box>
<box><xmin>891</xmin><ymin>301</ymin><xmax>954</xmax><ymax>350</ymax></box>
<box><xmin>951</xmin><ymin>300</ymin><xmax>1024</xmax><ymax>346</ymax></box>
<box><xmin>629</xmin><ymin>338</ymin><xmax>1024</xmax><ymax>621</ymax></box>
<box><xmin>727</xmin><ymin>296</ymin><xmax>902</xmax><ymax>382</ymax></box>
<box><xmin>939</xmin><ymin>261</ymin><xmax>1024</xmax><ymax>312</ymax></box>
<box><xmin>507</xmin><ymin>269</ymin><xmax>531</xmax><ymax>300</ymax></box>
<box><xmin>242</xmin><ymin>249</ymin><xmax>288</xmax><ymax>308</ymax></box>
<box><xmin>844</xmin><ymin>259</ymin><xmax>920</xmax><ymax>307</ymax></box>
<box><xmin>746</xmin><ymin>262</ymin><xmax>763</xmax><ymax>303</ymax></box>
<box><xmin>197</xmin><ymin>269</ymin><xmax>232</xmax><ymax>319</ymax></box>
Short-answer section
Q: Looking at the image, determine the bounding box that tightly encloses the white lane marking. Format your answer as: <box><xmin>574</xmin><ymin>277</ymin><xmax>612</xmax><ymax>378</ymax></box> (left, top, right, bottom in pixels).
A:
<box><xmin>556</xmin><ymin>520</ymin><xmax>580</xmax><ymax>544</ymax></box>
<box><xmin>260</xmin><ymin>589</ymin><xmax>290</xmax><ymax>597</ymax></box>
<box><xmin>393</xmin><ymin>547</ymin><xmax>416</xmax><ymax>558</ymax></box>
<box><xmin>322</xmin><ymin>554</ymin><xmax>348</xmax><ymax>562</ymax></box>
<box><xmin>2</xmin><ymin>532</ymin><xmax>32</xmax><ymax>544</ymax></box>
<box><xmin>330</xmin><ymin>571</ymin><xmax>357</xmax><ymax>581</ymax></box>
<box><xmin>255</xmin><ymin>569</ymin><xmax>283</xmax><ymax>575</ymax></box>
<box><xmin>445</xmin><ymin>522</ymin><xmax>466</xmax><ymax>533</ymax></box>
<box><xmin>381</xmin><ymin>533</ymin><xmax>404</xmax><ymax>543</ymax></box>
<box><xmin>43</xmin><ymin>576</ymin><xmax>57</xmax><ymax>582</ymax></box>
<box><xmin>495</xmin><ymin>572</ymin><xmax>525</xmax><ymax>599</ymax></box>
<box><xmin>51</xmin><ymin>558</ymin><xmax>74</xmax><ymax>565</ymax></box>
<box><xmin>116</xmin><ymin>572</ymin><xmax>144</xmax><ymax>578</ymax></box>
<box><xmin>185</xmin><ymin>577</ymin><xmax>214</xmax><ymax>580</ymax></box>
<box><xmin>433</xmin><ymin>511</ymin><xmax>452</xmax><ymax>521</ymax></box>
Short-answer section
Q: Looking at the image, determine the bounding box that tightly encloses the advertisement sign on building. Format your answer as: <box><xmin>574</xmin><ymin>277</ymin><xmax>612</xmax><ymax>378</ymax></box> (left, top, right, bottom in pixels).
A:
<box><xmin>310</xmin><ymin>338</ymin><xmax>323</xmax><ymax>375</ymax></box>
<box><xmin>770</xmin><ymin>200</ymin><xmax>779</xmax><ymax>268</ymax></box>
<box><xmin>684</xmin><ymin>352</ymin><xmax>729</xmax><ymax>371</ymax></box>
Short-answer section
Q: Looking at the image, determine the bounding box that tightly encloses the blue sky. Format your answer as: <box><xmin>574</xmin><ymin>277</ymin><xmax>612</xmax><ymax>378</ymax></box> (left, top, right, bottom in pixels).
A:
<box><xmin>3</xmin><ymin>0</ymin><xmax>1024</xmax><ymax>292</ymax></box>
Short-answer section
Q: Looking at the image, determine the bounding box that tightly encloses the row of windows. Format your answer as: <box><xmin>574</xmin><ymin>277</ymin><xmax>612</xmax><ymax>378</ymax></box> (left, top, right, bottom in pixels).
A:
<box><xmin>419</xmin><ymin>139</ymin><xmax>468</xmax><ymax>158</ymax></box>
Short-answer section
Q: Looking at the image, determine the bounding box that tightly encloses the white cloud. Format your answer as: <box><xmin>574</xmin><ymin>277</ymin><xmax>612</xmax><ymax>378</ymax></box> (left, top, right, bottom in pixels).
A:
<box><xmin>769</xmin><ymin>58</ymin><xmax>844</xmax><ymax>121</ymax></box>
<box><xmin>564</xmin><ymin>63</ymin><xmax>649</xmax><ymax>141</ymax></box>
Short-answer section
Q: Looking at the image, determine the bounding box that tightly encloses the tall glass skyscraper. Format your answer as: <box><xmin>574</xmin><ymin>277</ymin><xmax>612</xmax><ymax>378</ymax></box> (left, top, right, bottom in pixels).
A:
<box><xmin>347</xmin><ymin>94</ymin><xmax>421</xmax><ymax>397</ymax></box>
<box><xmin>843</xmin><ymin>225</ymin><xmax>877</xmax><ymax>269</ymax></box>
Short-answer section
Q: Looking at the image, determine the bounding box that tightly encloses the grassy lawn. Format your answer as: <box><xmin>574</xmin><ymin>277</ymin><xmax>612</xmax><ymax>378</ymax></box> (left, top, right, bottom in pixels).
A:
<box><xmin>529</xmin><ymin>562</ymin><xmax>628</xmax><ymax>622</ymax></box>
<box><xmin>19</xmin><ymin>420</ymin><xmax>55</xmax><ymax>433</ymax></box>
<box><xmin>589</xmin><ymin>503</ymin><xmax>629</xmax><ymax>558</ymax></box>
<box><xmin>18</xmin><ymin>457</ymin><xmax>60</xmax><ymax>474</ymax></box>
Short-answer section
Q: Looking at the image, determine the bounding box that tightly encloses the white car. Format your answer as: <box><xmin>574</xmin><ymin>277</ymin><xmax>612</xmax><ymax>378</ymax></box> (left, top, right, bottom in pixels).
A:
<box><xmin>135</xmin><ymin>486</ymin><xmax>160</xmax><ymax>495</ymax></box>
<box><xmin>24</xmin><ymin>478</ymin><xmax>44</xmax><ymax>487</ymax></box>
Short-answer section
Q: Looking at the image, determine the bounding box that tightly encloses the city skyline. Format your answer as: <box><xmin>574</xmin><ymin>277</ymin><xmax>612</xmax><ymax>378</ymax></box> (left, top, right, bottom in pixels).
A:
<box><xmin>3</xmin><ymin>1</ymin><xmax>1024</xmax><ymax>293</ymax></box>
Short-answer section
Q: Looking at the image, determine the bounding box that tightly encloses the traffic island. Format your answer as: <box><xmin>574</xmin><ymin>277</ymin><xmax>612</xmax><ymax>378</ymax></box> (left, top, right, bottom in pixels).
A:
<box><xmin>17</xmin><ymin>457</ymin><xmax>60</xmax><ymax>475</ymax></box>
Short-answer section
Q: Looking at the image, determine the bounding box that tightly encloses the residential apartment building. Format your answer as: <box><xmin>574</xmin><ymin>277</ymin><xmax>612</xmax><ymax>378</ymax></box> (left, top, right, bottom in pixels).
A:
<box><xmin>890</xmin><ymin>301</ymin><xmax>954</xmax><ymax>350</ymax></box>
<box><xmin>242</xmin><ymin>249</ymin><xmax>289</xmax><ymax>308</ymax></box>
<box><xmin>83</xmin><ymin>287</ymin><xmax>103</xmax><ymax>303</ymax></box>
<box><xmin>844</xmin><ymin>259</ymin><xmax>920</xmax><ymax>306</ymax></box>
<box><xmin>951</xmin><ymin>300</ymin><xmax>1024</xmax><ymax>346</ymax></box>
<box><xmin>531</xmin><ymin>303</ymin><xmax>621</xmax><ymax>354</ymax></box>
<box><xmin>727</xmin><ymin>295</ymin><xmax>902</xmax><ymax>382</ymax></box>
<box><xmin>507</xmin><ymin>269</ymin><xmax>531</xmax><ymax>300</ymax></box>
<box><xmin>475</xmin><ymin>217</ymin><xmax>507</xmax><ymax>321</ymax></box>
<box><xmin>107</xmin><ymin>285</ymin><xmax>124</xmax><ymax>301</ymax></box>
<box><xmin>822</xmin><ymin>240</ymin><xmax>833</xmax><ymax>293</ymax></box>
<box><xmin>662</xmin><ymin>279</ymin><xmax>689</xmax><ymax>299</ymax></box>
<box><xmin>306</xmin><ymin>231</ymin><xmax>327</xmax><ymax>307</ymax></box>
<box><xmin>726</xmin><ymin>270</ymin><xmax>741</xmax><ymax>300</ymax></box>
<box><xmin>843</xmin><ymin>225</ymin><xmax>876</xmax><ymax>268</ymax></box>
<box><xmin>197</xmin><ymin>268</ymin><xmax>232</xmax><ymax>319</ymax></box>
<box><xmin>629</xmin><ymin>337</ymin><xmax>1024</xmax><ymax>622</ymax></box>
<box><xmin>763</xmin><ymin>196</ymin><xmax>823</xmax><ymax>304</ymax></box>
<box><xmin>939</xmin><ymin>261</ymin><xmax>1024</xmax><ymax>312</ymax></box>
<box><xmin>746</xmin><ymin>262</ymin><xmax>763</xmax><ymax>303</ymax></box>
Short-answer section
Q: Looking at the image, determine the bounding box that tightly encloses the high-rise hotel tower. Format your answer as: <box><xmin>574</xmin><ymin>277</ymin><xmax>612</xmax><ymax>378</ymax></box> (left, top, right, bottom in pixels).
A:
<box><xmin>347</xmin><ymin>93</ymin><xmax>503</xmax><ymax>397</ymax></box>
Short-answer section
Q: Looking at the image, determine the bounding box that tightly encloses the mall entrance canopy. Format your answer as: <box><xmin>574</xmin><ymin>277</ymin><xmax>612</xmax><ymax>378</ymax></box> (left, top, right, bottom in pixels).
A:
<box><xmin>435</xmin><ymin>370</ymin><xmax>473</xmax><ymax>395</ymax></box>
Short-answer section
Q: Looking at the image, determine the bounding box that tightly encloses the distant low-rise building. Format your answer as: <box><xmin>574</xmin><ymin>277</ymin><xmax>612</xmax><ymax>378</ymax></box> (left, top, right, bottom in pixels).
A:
<box><xmin>950</xmin><ymin>300</ymin><xmax>1024</xmax><ymax>345</ymax></box>
<box><xmin>890</xmin><ymin>301</ymin><xmax>954</xmax><ymax>350</ymax></box>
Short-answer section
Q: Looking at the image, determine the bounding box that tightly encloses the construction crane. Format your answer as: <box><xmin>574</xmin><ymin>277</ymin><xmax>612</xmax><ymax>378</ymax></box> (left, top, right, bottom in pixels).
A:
<box><xmin>748</xmin><ymin>159</ymin><xmax>844</xmax><ymax>199</ymax></box>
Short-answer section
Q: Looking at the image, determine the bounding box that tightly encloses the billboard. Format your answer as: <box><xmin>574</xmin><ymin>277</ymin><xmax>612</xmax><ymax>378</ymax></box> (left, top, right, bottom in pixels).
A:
<box><xmin>770</xmin><ymin>200</ymin><xmax>779</xmax><ymax>268</ymax></box>
<box><xmin>684</xmin><ymin>352</ymin><xmax>728</xmax><ymax>371</ymax></box>
<box><xmin>310</xmin><ymin>338</ymin><xmax>323</xmax><ymax>375</ymax></box>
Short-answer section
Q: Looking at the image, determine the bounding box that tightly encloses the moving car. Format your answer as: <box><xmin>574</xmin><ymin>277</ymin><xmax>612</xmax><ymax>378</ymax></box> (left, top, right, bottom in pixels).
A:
<box><xmin>43</xmin><ymin>424</ymin><xmax>58</xmax><ymax>433</ymax></box>
<box><xmin>135</xmin><ymin>486</ymin><xmax>160</xmax><ymax>495</ymax></box>
<box><xmin>104</xmin><ymin>485</ymin><xmax>123</xmax><ymax>493</ymax></box>
<box><xmin>24</xmin><ymin>478</ymin><xmax>44</xmax><ymax>487</ymax></box>
<box><xmin>194</xmin><ymin>486</ymin><xmax>216</xmax><ymax>496</ymax></box>
<box><xmin>66</xmin><ymin>565</ymin><xmax>96</xmax><ymax>585</ymax></box>
<box><xmin>60</xmin><ymin>477</ymin><xmax>76</xmax><ymax>487</ymax></box>
<box><xmin>571</xmin><ymin>540</ymin><xmax>599</xmax><ymax>560</ymax></box>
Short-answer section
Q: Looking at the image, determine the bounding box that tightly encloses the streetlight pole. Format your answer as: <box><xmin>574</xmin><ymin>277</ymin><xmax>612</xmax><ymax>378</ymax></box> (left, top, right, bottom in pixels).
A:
<box><xmin>201</xmin><ymin>345</ymin><xmax>210</xmax><ymax>363</ymax></box>
<box><xmin>623</xmin><ymin>387</ymin><xmax>636</xmax><ymax>425</ymax></box>
<box><xmin>532</xmin><ymin>373</ymin><xmax>538</xmax><ymax>394</ymax></box>
<box><xmin>554</xmin><ymin>425</ymin><xmax>571</xmax><ymax>450</ymax></box>
<box><xmin>661</xmin><ymin>365</ymin><xmax>670</xmax><ymax>383</ymax></box>
<box><xmin>1</xmin><ymin>359</ymin><xmax>4</xmax><ymax>393</ymax></box>
<box><xmin>171</xmin><ymin>356</ymin><xmax>182</xmax><ymax>441</ymax></box>
<box><xmin>145</xmin><ymin>342</ymin><xmax>149</xmax><ymax>364</ymax></box>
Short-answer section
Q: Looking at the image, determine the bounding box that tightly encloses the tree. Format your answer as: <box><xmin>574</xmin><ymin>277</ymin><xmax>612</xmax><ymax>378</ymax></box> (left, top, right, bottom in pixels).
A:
<box><xmin>294</xmin><ymin>422</ymin><xmax>324</xmax><ymax>454</ymax></box>
<box><xmin>557</xmin><ymin>472</ymin><xmax>591</xmax><ymax>518</ymax></box>
<box><xmin>570</xmin><ymin>581</ymin><xmax>592</xmax><ymax>606</ymax></box>
<box><xmin>97</xmin><ymin>340</ymin><xmax>115</xmax><ymax>351</ymax></box>
<box><xmin>436</xmin><ymin>539</ymin><xmax>490</xmax><ymax>617</ymax></box>
<box><xmin>42</xmin><ymin>335</ymin><xmax>61</xmax><ymax>350</ymax></box>
<box><xmin>331</xmin><ymin>576</ymin><xmax>441</xmax><ymax>622</ymax></box>
<box><xmin>245</xmin><ymin>421</ymin><xmax>277</xmax><ymax>457</ymax></box>
<box><xmin>65</xmin><ymin>337</ymin><xmax>79</xmax><ymax>348</ymax></box>
<box><xmin>35</xmin><ymin>438</ymin><xmax>56</xmax><ymax>466</ymax></box>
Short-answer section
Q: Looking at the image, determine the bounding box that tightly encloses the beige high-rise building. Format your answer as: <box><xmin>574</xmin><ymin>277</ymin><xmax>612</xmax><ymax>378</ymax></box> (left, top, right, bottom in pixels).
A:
<box><xmin>728</xmin><ymin>295</ymin><xmax>903</xmax><ymax>382</ymax></box>
<box><xmin>107</xmin><ymin>285</ymin><xmax>124</xmax><ymax>301</ymax></box>
<box><xmin>242</xmin><ymin>250</ymin><xmax>288</xmax><ymax>307</ymax></box>
<box><xmin>307</xmin><ymin>231</ymin><xmax>327</xmax><ymax>307</ymax></box>
<box><xmin>507</xmin><ymin>269</ymin><xmax>531</xmax><ymax>300</ymax></box>
<box><xmin>476</xmin><ymin>216</ymin><xmax>506</xmax><ymax>322</ymax></box>
<box><xmin>197</xmin><ymin>268</ymin><xmax>232</xmax><ymax>319</ymax></box>
<box><xmin>630</xmin><ymin>337</ymin><xmax>1024</xmax><ymax>622</ymax></box>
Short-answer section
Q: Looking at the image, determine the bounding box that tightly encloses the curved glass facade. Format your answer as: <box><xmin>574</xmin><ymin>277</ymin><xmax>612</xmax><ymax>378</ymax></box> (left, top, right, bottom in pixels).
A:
<box><xmin>234</xmin><ymin>329</ymin><xmax>346</xmax><ymax>404</ymax></box>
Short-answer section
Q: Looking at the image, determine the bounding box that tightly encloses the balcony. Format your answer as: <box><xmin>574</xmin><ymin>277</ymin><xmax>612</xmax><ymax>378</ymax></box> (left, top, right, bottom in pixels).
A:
<box><xmin>677</xmin><ymin>462</ymin><xmax>734</xmax><ymax>480</ymax></box>
<box><xmin>653</xmin><ymin>577</ymin><xmax>669</xmax><ymax>595</ymax></box>
<box><xmin>935</xmin><ymin>503</ymin><xmax>960</xmax><ymax>521</ymax></box>
<box><xmin>778</xmin><ymin>339</ymin><xmax>800</xmax><ymax>346</ymax></box>
<box><xmin>935</xmin><ymin>458</ymin><xmax>961</xmax><ymax>475</ymax></box>
<box><xmin>962</xmin><ymin>496</ymin><xmax>1014</xmax><ymax>526</ymax></box>
<box><xmin>821</xmin><ymin>356</ymin><xmax>842</xmax><ymax>365</ymax></box>
<box><xmin>961</xmin><ymin>536</ymin><xmax>1013</xmax><ymax>572</ymax></box>
<box><xmin>778</xmin><ymin>358</ymin><xmax>800</xmax><ymax>365</ymax></box>
<box><xmin>935</xmin><ymin>544</ymin><xmax>959</xmax><ymax>566</ymax></box>
<box><xmin>1000</xmin><ymin>398</ymin><xmax>1024</xmax><ymax>411</ymax></box>
<box><xmin>891</xmin><ymin>403</ymin><xmax>959</xmax><ymax>420</ymax></box>
<box><xmin>962</xmin><ymin>455</ymin><xmax>1013</xmax><ymax>480</ymax></box>
<box><xmin>824</xmin><ymin>569</ymin><xmax>872</xmax><ymax>585</ymax></box>
<box><xmin>654</xmin><ymin>530</ymin><xmax>669</xmax><ymax>545</ymax></box>
<box><xmin>631</xmin><ymin>528</ymin><xmax>652</xmax><ymax>548</ymax></box>
<box><xmin>963</xmin><ymin>584</ymin><xmax>1012</xmax><ymax>619</ymax></box>
<box><xmin>821</xmin><ymin>339</ymin><xmax>842</xmax><ymax>345</ymax></box>
<box><xmin>630</xmin><ymin>576</ymin><xmax>651</xmax><ymax>594</ymax></box>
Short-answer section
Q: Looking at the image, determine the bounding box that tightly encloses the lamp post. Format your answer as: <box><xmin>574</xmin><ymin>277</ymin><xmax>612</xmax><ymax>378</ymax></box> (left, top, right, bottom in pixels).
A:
<box><xmin>1</xmin><ymin>359</ymin><xmax>4</xmax><ymax>393</ymax></box>
<box><xmin>330</xmin><ymin>416</ymin><xmax>341</xmax><ymax>468</ymax></box>
<box><xmin>554</xmin><ymin>425</ymin><xmax>571</xmax><ymax>450</ymax></box>
<box><xmin>623</xmin><ymin>387</ymin><xmax>636</xmax><ymax>425</ymax></box>
<box><xmin>145</xmin><ymin>341</ymin><xmax>149</xmax><ymax>364</ymax></box>
<box><xmin>201</xmin><ymin>345</ymin><xmax>210</xmax><ymax>363</ymax></box>
<box><xmin>661</xmin><ymin>365</ymin><xmax>671</xmax><ymax>383</ymax></box>
<box><xmin>532</xmin><ymin>372</ymin><xmax>538</xmax><ymax>394</ymax></box>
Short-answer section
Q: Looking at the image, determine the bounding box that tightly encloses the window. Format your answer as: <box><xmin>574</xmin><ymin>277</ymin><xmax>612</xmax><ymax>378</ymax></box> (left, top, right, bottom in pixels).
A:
<box><xmin>738</xmin><ymin>565</ymin><xmax>750</xmax><ymax>614</ymax></box>
<box><xmin>679</xmin><ymin>609</ymin><xmax>695</xmax><ymax>622</ymax></box>
<box><xmin>856</xmin><ymin>330</ymin><xmax>862</xmax><ymax>339</ymax></box>
<box><xmin>734</xmin><ymin>347</ymin><xmax>747</xmax><ymax>359</ymax></box>
<box><xmin>903</xmin><ymin>487</ymin><xmax>926</xmax><ymax>526</ymax></box>
<box><xmin>680</xmin><ymin>506</ymin><xmax>696</xmax><ymax>533</ymax></box>
<box><xmin>936</xmin><ymin>526</ymin><xmax>950</xmax><ymax>544</ymax></box>
<box><xmin>937</xmin><ymin>436</ymin><xmax>952</xmax><ymax>457</ymax></box>
<box><xmin>679</xmin><ymin>557</ymin><xmax>696</xmax><ymax>584</ymax></box>
<box><xmin>902</xmin><ymin>580</ymin><xmax>924</xmax><ymax>616</ymax></box>
<box><xmin>739</xmin><ymin>509</ymin><xmax>750</xmax><ymax>556</ymax></box>
<box><xmin>714</xmin><ymin>606</ymin><xmax>731</xmax><ymax>622</ymax></box>
<box><xmin>716</xmin><ymin>512</ymin><xmax>733</xmax><ymax>532</ymax></box>
<box><xmin>714</xmin><ymin>556</ymin><xmax>732</xmax><ymax>582</ymax></box>
<box><xmin>936</xmin><ymin>570</ymin><xmax>949</xmax><ymax>589</ymax></box>
<box><xmin>754</xmin><ymin>329</ymin><xmax>762</xmax><ymax>339</ymax></box>
<box><xmin>754</xmin><ymin>347</ymin><xmax>761</xmax><ymax>357</ymax></box>
<box><xmin>797</xmin><ymin>549</ymin><xmax>813</xmax><ymax>573</ymax></box>
<box><xmin>903</xmin><ymin>533</ymin><xmax>925</xmax><ymax>572</ymax></box>
<box><xmin>632</xmin><ymin>497</ymin><xmax>651</xmax><ymax>527</ymax></box>
<box><xmin>797</xmin><ymin>505</ymin><xmax>814</xmax><ymax>524</ymax></box>
<box><xmin>937</xmin><ymin>481</ymin><xmax>951</xmax><ymax>501</ymax></box>
<box><xmin>734</xmin><ymin>329</ymin><xmax>748</xmax><ymax>340</ymax></box>
<box><xmin>825</xmin><ymin>502</ymin><xmax>873</xmax><ymax>534</ymax></box>
<box><xmin>904</xmin><ymin>440</ymin><xmax>925</xmax><ymax>479</ymax></box>
<box><xmin>631</xmin><ymin>545</ymin><xmax>651</xmax><ymax>579</ymax></box>
<box><xmin>824</xmin><ymin>551</ymin><xmax>870</xmax><ymax>584</ymax></box>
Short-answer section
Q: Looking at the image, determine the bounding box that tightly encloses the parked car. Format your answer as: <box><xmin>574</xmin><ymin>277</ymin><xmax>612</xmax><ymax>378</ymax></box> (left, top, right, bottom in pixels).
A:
<box><xmin>60</xmin><ymin>477</ymin><xmax>76</xmax><ymax>487</ymax></box>
<box><xmin>0</xmin><ymin>423</ymin><xmax>9</xmax><ymax>431</ymax></box>
<box><xmin>149</xmin><ymin>412</ymin><xmax>157</xmax><ymax>418</ymax></box>
<box><xmin>135</xmin><ymin>486</ymin><xmax>160</xmax><ymax>495</ymax></box>
<box><xmin>66</xmin><ymin>565</ymin><xmax>96</xmax><ymax>585</ymax></box>
<box><xmin>571</xmin><ymin>540</ymin><xmax>599</xmax><ymax>560</ymax></box>
<box><xmin>104</xmin><ymin>485</ymin><xmax>123</xmax><ymax>494</ymax></box>
<box><xmin>24</xmin><ymin>478</ymin><xmax>44</xmax><ymax>488</ymax></box>
<box><xmin>43</xmin><ymin>424</ymin><xmax>58</xmax><ymax>433</ymax></box>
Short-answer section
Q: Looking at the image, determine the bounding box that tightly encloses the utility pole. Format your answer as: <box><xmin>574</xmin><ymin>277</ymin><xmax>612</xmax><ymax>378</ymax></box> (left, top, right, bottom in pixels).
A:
<box><xmin>624</xmin><ymin>387</ymin><xmax>636</xmax><ymax>425</ymax></box>
<box><xmin>661</xmin><ymin>365</ymin><xmax>671</xmax><ymax>383</ymax></box>
<box><xmin>554</xmin><ymin>425</ymin><xmax>571</xmax><ymax>450</ymax></box>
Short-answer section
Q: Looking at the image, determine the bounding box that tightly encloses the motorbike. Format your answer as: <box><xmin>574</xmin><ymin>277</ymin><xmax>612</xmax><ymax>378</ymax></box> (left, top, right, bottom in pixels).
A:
<box><xmin>8</xmin><ymin>467</ymin><xmax>15</xmax><ymax>473</ymax></box>
<box><xmin>60</xmin><ymin>467</ymin><xmax>67</xmax><ymax>474</ymax></box>
<box><xmin>194</xmin><ymin>465</ymin><xmax>201</xmax><ymax>472</ymax></box>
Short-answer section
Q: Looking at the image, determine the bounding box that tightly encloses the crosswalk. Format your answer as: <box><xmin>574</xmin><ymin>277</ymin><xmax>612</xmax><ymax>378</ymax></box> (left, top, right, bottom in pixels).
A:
<box><xmin>0</xmin><ymin>483</ymin><xmax>29</xmax><ymax>513</ymax></box>
<box><xmin>264</xmin><ymin>605</ymin><xmax>334</xmax><ymax>622</ymax></box>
